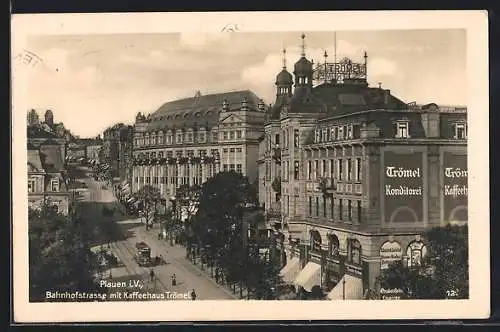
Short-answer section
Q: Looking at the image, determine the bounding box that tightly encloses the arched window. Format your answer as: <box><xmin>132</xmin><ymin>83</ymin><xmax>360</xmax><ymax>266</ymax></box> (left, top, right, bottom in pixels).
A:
<box><xmin>150</xmin><ymin>132</ymin><xmax>157</xmax><ymax>145</ymax></box>
<box><xmin>310</xmin><ymin>230</ymin><xmax>321</xmax><ymax>252</ymax></box>
<box><xmin>348</xmin><ymin>239</ymin><xmax>362</xmax><ymax>265</ymax></box>
<box><xmin>328</xmin><ymin>234</ymin><xmax>340</xmax><ymax>257</ymax></box>
<box><xmin>406</xmin><ymin>241</ymin><xmax>428</xmax><ymax>268</ymax></box>
<box><xmin>157</xmin><ymin>131</ymin><xmax>164</xmax><ymax>144</ymax></box>
<box><xmin>166</xmin><ymin>130</ymin><xmax>173</xmax><ymax>144</ymax></box>
<box><xmin>145</xmin><ymin>133</ymin><xmax>150</xmax><ymax>146</ymax></box>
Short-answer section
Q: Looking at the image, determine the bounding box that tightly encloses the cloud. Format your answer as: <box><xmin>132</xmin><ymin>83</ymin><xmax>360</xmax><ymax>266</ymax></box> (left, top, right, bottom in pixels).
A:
<box><xmin>368</xmin><ymin>57</ymin><xmax>398</xmax><ymax>77</ymax></box>
<box><xmin>179</xmin><ymin>32</ymin><xmax>230</xmax><ymax>48</ymax></box>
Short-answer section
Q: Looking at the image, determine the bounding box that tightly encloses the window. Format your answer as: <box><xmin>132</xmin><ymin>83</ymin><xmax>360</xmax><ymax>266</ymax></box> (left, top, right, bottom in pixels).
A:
<box><xmin>310</xmin><ymin>231</ymin><xmax>321</xmax><ymax>252</ymax></box>
<box><xmin>198</xmin><ymin>132</ymin><xmax>206</xmax><ymax>142</ymax></box>
<box><xmin>406</xmin><ymin>241</ymin><xmax>428</xmax><ymax>267</ymax></box>
<box><xmin>315</xmin><ymin>197</ymin><xmax>319</xmax><ymax>216</ymax></box>
<box><xmin>236</xmin><ymin>164</ymin><xmax>242</xmax><ymax>173</ymax></box>
<box><xmin>330</xmin><ymin>197</ymin><xmax>335</xmax><ymax>220</ymax></box>
<box><xmin>355</xmin><ymin>158</ymin><xmax>362</xmax><ymax>181</ymax></box>
<box><xmin>330</xmin><ymin>127</ymin><xmax>336</xmax><ymax>141</ymax></box>
<box><xmin>396</xmin><ymin>121</ymin><xmax>409</xmax><ymax>139</ymax></box>
<box><xmin>357</xmin><ymin>201</ymin><xmax>362</xmax><ymax>223</ymax></box>
<box><xmin>314</xmin><ymin>130</ymin><xmax>320</xmax><ymax>143</ymax></box>
<box><xmin>322</xmin><ymin>160</ymin><xmax>327</xmax><ymax>177</ymax></box>
<box><xmin>294</xmin><ymin>161</ymin><xmax>300</xmax><ymax>180</ymax></box>
<box><xmin>291</xmin><ymin>129</ymin><xmax>299</xmax><ymax>148</ymax></box>
<box><xmin>211</xmin><ymin>131</ymin><xmax>218</xmax><ymax>142</ymax></box>
<box><xmin>236</xmin><ymin>130</ymin><xmax>242</xmax><ymax>139</ymax></box>
<box><xmin>347</xmin><ymin>159</ymin><xmax>352</xmax><ymax>181</ymax></box>
<box><xmin>323</xmin><ymin>197</ymin><xmax>327</xmax><ymax>217</ymax></box>
<box><xmin>314</xmin><ymin>160</ymin><xmax>319</xmax><ymax>179</ymax></box>
<box><xmin>229</xmin><ymin>164</ymin><xmax>235</xmax><ymax>171</ymax></box>
<box><xmin>348</xmin><ymin>200</ymin><xmax>352</xmax><ymax>221</ymax></box>
<box><xmin>223</xmin><ymin>132</ymin><xmax>228</xmax><ymax>140</ymax></box>
<box><xmin>454</xmin><ymin>123</ymin><xmax>467</xmax><ymax>139</ymax></box>
<box><xmin>330</xmin><ymin>160</ymin><xmax>334</xmax><ymax>179</ymax></box>
<box><xmin>51</xmin><ymin>179</ymin><xmax>59</xmax><ymax>192</ymax></box>
<box><xmin>329</xmin><ymin>235</ymin><xmax>340</xmax><ymax>257</ymax></box>
<box><xmin>230</xmin><ymin>131</ymin><xmax>235</xmax><ymax>139</ymax></box>
<box><xmin>176</xmin><ymin>133</ymin><xmax>183</xmax><ymax>144</ymax></box>
<box><xmin>337</xmin><ymin>159</ymin><xmax>343</xmax><ymax>180</ymax></box>
<box><xmin>229</xmin><ymin>148</ymin><xmax>235</xmax><ymax>153</ymax></box>
<box><xmin>307</xmin><ymin>160</ymin><xmax>312</xmax><ymax>180</ymax></box>
<box><xmin>347</xmin><ymin>125</ymin><xmax>353</xmax><ymax>139</ymax></box>
<box><xmin>275</xmin><ymin>134</ymin><xmax>280</xmax><ymax>147</ymax></box>
<box><xmin>348</xmin><ymin>239</ymin><xmax>362</xmax><ymax>265</ymax></box>
<box><xmin>236</xmin><ymin>148</ymin><xmax>242</xmax><ymax>153</ymax></box>
<box><xmin>338</xmin><ymin>126</ymin><xmax>344</xmax><ymax>140</ymax></box>
<box><xmin>339</xmin><ymin>199</ymin><xmax>343</xmax><ymax>220</ymax></box>
<box><xmin>223</xmin><ymin>164</ymin><xmax>228</xmax><ymax>172</ymax></box>
<box><xmin>309</xmin><ymin>197</ymin><xmax>312</xmax><ymax>216</ymax></box>
<box><xmin>223</xmin><ymin>148</ymin><xmax>228</xmax><ymax>153</ymax></box>
<box><xmin>28</xmin><ymin>179</ymin><xmax>35</xmax><ymax>193</ymax></box>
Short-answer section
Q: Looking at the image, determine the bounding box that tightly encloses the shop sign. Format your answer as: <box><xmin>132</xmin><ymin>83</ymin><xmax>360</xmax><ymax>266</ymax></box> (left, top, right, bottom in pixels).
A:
<box><xmin>380</xmin><ymin>288</ymin><xmax>405</xmax><ymax>300</ymax></box>
<box><xmin>380</xmin><ymin>241</ymin><xmax>403</xmax><ymax>270</ymax></box>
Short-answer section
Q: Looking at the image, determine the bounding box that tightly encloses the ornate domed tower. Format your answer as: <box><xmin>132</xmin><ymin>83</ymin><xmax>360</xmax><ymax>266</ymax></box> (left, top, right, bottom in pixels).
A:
<box><xmin>275</xmin><ymin>49</ymin><xmax>293</xmax><ymax>98</ymax></box>
<box><xmin>293</xmin><ymin>33</ymin><xmax>313</xmax><ymax>92</ymax></box>
<box><xmin>27</xmin><ymin>109</ymin><xmax>39</xmax><ymax>126</ymax></box>
<box><xmin>44</xmin><ymin>109</ymin><xmax>54</xmax><ymax>127</ymax></box>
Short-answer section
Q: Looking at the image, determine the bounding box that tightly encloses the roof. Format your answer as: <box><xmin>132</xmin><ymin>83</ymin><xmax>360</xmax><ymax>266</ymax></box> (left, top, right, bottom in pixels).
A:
<box><xmin>145</xmin><ymin>90</ymin><xmax>262</xmax><ymax>131</ymax></box>
<box><xmin>27</xmin><ymin>125</ymin><xmax>58</xmax><ymax>139</ymax></box>
<box><xmin>276</xmin><ymin>69</ymin><xmax>293</xmax><ymax>85</ymax></box>
<box><xmin>268</xmin><ymin>81</ymin><xmax>408</xmax><ymax>119</ymax></box>
<box><xmin>294</xmin><ymin>56</ymin><xmax>313</xmax><ymax>74</ymax></box>
<box><xmin>39</xmin><ymin>145</ymin><xmax>65</xmax><ymax>172</ymax></box>
<box><xmin>27</xmin><ymin>149</ymin><xmax>44</xmax><ymax>172</ymax></box>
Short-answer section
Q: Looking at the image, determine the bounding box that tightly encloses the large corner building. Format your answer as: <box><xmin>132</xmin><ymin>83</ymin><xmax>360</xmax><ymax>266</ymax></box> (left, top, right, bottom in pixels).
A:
<box><xmin>258</xmin><ymin>35</ymin><xmax>468</xmax><ymax>299</ymax></box>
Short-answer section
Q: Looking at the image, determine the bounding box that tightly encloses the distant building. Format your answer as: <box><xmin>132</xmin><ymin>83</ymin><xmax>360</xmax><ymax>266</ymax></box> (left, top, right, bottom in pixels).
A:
<box><xmin>130</xmin><ymin>89</ymin><xmax>266</xmax><ymax>204</ymax></box>
<box><xmin>27</xmin><ymin>109</ymin><xmax>39</xmax><ymax>126</ymax></box>
<box><xmin>102</xmin><ymin>124</ymin><xmax>134</xmax><ymax>183</ymax></box>
<box><xmin>27</xmin><ymin>142</ymin><xmax>71</xmax><ymax>215</ymax></box>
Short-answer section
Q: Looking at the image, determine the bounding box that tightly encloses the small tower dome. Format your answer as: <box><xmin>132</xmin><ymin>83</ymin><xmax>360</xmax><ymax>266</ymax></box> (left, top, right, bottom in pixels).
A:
<box><xmin>276</xmin><ymin>69</ymin><xmax>293</xmax><ymax>85</ymax></box>
<box><xmin>44</xmin><ymin>109</ymin><xmax>54</xmax><ymax>127</ymax></box>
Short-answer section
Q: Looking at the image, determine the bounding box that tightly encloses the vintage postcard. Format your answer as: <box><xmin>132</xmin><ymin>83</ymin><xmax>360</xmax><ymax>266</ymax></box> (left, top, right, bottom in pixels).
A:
<box><xmin>12</xmin><ymin>11</ymin><xmax>489</xmax><ymax>322</ymax></box>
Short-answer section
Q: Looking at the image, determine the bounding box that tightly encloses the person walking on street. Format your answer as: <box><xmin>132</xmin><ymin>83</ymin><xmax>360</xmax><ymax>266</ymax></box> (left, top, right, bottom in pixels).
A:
<box><xmin>171</xmin><ymin>273</ymin><xmax>177</xmax><ymax>286</ymax></box>
<box><xmin>149</xmin><ymin>269</ymin><xmax>155</xmax><ymax>282</ymax></box>
<box><xmin>190</xmin><ymin>289</ymin><xmax>197</xmax><ymax>301</ymax></box>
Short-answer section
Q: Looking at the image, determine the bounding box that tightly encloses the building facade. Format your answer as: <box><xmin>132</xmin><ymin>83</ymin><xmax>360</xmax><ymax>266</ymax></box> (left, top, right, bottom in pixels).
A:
<box><xmin>259</xmin><ymin>36</ymin><xmax>468</xmax><ymax>299</ymax></box>
<box><xmin>130</xmin><ymin>90</ymin><xmax>266</xmax><ymax>203</ymax></box>
<box><xmin>102</xmin><ymin>124</ymin><xmax>134</xmax><ymax>182</ymax></box>
<box><xmin>27</xmin><ymin>143</ymin><xmax>71</xmax><ymax>215</ymax></box>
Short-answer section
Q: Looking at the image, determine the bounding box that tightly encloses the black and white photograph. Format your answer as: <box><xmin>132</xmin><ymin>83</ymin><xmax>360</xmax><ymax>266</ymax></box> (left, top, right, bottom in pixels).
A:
<box><xmin>12</xmin><ymin>11</ymin><xmax>489</xmax><ymax>322</ymax></box>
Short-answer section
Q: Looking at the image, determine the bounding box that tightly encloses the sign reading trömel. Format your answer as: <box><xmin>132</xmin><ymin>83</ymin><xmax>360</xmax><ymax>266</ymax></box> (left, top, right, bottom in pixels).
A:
<box><xmin>380</xmin><ymin>241</ymin><xmax>403</xmax><ymax>270</ymax></box>
<box><xmin>383</xmin><ymin>151</ymin><xmax>423</xmax><ymax>223</ymax></box>
<box><xmin>443</xmin><ymin>152</ymin><xmax>468</xmax><ymax>222</ymax></box>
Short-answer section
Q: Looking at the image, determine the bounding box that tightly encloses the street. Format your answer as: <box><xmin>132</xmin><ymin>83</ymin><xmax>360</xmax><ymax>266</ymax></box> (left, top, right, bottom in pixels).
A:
<box><xmin>76</xmin><ymin>165</ymin><xmax>235</xmax><ymax>300</ymax></box>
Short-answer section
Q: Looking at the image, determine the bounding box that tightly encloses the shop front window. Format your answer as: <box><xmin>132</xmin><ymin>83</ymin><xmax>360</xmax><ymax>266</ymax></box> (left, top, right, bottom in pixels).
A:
<box><xmin>348</xmin><ymin>239</ymin><xmax>362</xmax><ymax>265</ymax></box>
<box><xmin>406</xmin><ymin>241</ymin><xmax>428</xmax><ymax>267</ymax></box>
<box><xmin>310</xmin><ymin>230</ymin><xmax>321</xmax><ymax>252</ymax></box>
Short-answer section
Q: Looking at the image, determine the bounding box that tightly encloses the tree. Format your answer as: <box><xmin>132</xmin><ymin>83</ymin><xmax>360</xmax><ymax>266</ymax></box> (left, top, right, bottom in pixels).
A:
<box><xmin>134</xmin><ymin>185</ymin><xmax>161</xmax><ymax>230</ymax></box>
<box><xmin>29</xmin><ymin>199</ymin><xmax>100</xmax><ymax>302</ymax></box>
<box><xmin>378</xmin><ymin>224</ymin><xmax>468</xmax><ymax>299</ymax></box>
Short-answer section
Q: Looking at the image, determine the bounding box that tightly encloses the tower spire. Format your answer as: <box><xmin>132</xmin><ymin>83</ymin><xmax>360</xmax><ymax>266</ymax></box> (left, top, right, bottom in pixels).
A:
<box><xmin>300</xmin><ymin>33</ymin><xmax>306</xmax><ymax>57</ymax></box>
<box><xmin>364</xmin><ymin>50</ymin><xmax>368</xmax><ymax>81</ymax></box>
<box><xmin>323</xmin><ymin>50</ymin><xmax>328</xmax><ymax>83</ymax></box>
<box><xmin>282</xmin><ymin>48</ymin><xmax>287</xmax><ymax>69</ymax></box>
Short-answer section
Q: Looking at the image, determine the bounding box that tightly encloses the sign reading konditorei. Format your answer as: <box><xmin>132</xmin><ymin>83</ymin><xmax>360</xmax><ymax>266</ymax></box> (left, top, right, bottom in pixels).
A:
<box><xmin>380</xmin><ymin>241</ymin><xmax>403</xmax><ymax>270</ymax></box>
<box><xmin>443</xmin><ymin>152</ymin><xmax>468</xmax><ymax>222</ymax></box>
<box><xmin>383</xmin><ymin>151</ymin><xmax>424</xmax><ymax>223</ymax></box>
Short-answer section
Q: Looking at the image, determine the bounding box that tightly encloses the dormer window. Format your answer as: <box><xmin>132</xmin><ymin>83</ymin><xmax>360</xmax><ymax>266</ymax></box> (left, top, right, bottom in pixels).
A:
<box><xmin>338</xmin><ymin>126</ymin><xmax>344</xmax><ymax>140</ymax></box>
<box><xmin>314</xmin><ymin>130</ymin><xmax>320</xmax><ymax>143</ymax></box>
<box><xmin>395</xmin><ymin>121</ymin><xmax>410</xmax><ymax>139</ymax></box>
<box><xmin>51</xmin><ymin>179</ymin><xmax>60</xmax><ymax>192</ymax></box>
<box><xmin>454</xmin><ymin>122</ymin><xmax>467</xmax><ymax>139</ymax></box>
<box><xmin>28</xmin><ymin>179</ymin><xmax>36</xmax><ymax>193</ymax></box>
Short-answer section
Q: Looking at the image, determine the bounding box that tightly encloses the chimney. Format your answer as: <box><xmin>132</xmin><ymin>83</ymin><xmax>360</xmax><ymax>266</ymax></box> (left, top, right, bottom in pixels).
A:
<box><xmin>420</xmin><ymin>104</ymin><xmax>440</xmax><ymax>138</ymax></box>
<box><xmin>384</xmin><ymin>89</ymin><xmax>391</xmax><ymax>105</ymax></box>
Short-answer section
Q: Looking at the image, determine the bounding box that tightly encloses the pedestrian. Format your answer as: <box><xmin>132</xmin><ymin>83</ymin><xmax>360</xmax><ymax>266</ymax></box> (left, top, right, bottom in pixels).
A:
<box><xmin>171</xmin><ymin>273</ymin><xmax>177</xmax><ymax>286</ymax></box>
<box><xmin>215</xmin><ymin>268</ymin><xmax>219</xmax><ymax>283</ymax></box>
<box><xmin>190</xmin><ymin>289</ymin><xmax>197</xmax><ymax>301</ymax></box>
<box><xmin>149</xmin><ymin>269</ymin><xmax>155</xmax><ymax>282</ymax></box>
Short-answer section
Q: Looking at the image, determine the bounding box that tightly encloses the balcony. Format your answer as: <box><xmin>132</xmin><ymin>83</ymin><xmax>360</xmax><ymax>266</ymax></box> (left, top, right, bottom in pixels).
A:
<box><xmin>266</xmin><ymin>201</ymin><xmax>281</xmax><ymax>220</ymax></box>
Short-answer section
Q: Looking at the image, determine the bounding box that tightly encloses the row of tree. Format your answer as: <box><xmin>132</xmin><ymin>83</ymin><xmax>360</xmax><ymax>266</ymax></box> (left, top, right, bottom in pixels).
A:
<box><xmin>29</xmin><ymin>199</ymin><xmax>101</xmax><ymax>302</ymax></box>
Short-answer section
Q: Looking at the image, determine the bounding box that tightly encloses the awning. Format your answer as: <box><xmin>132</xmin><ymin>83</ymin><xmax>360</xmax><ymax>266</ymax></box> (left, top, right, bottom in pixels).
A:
<box><xmin>127</xmin><ymin>197</ymin><xmax>136</xmax><ymax>203</ymax></box>
<box><xmin>327</xmin><ymin>274</ymin><xmax>363</xmax><ymax>300</ymax></box>
<box><xmin>294</xmin><ymin>261</ymin><xmax>321</xmax><ymax>292</ymax></box>
<box><xmin>279</xmin><ymin>257</ymin><xmax>301</xmax><ymax>284</ymax></box>
<box><xmin>121</xmin><ymin>183</ymin><xmax>130</xmax><ymax>192</ymax></box>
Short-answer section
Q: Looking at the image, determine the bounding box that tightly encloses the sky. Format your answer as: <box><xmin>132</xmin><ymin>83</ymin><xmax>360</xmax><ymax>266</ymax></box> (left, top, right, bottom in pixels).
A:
<box><xmin>21</xmin><ymin>29</ymin><xmax>466</xmax><ymax>137</ymax></box>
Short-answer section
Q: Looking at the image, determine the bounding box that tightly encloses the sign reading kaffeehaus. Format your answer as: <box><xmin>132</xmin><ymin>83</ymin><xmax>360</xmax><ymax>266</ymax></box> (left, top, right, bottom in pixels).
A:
<box><xmin>443</xmin><ymin>152</ymin><xmax>468</xmax><ymax>222</ymax></box>
<box><xmin>383</xmin><ymin>151</ymin><xmax>424</xmax><ymax>223</ymax></box>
